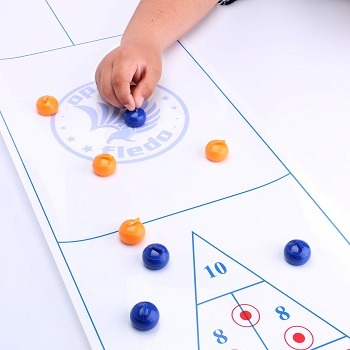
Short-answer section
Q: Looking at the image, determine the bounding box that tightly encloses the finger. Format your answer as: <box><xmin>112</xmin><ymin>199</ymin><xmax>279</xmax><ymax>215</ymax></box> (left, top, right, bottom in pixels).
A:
<box><xmin>132</xmin><ymin>68</ymin><xmax>160</xmax><ymax>108</ymax></box>
<box><xmin>131</xmin><ymin>69</ymin><xmax>142</xmax><ymax>85</ymax></box>
<box><xmin>95</xmin><ymin>65</ymin><xmax>108</xmax><ymax>103</ymax></box>
<box><xmin>111</xmin><ymin>61</ymin><xmax>137</xmax><ymax>111</ymax></box>
<box><xmin>97</xmin><ymin>68</ymin><xmax>124</xmax><ymax>108</ymax></box>
<box><xmin>94</xmin><ymin>65</ymin><xmax>101</xmax><ymax>88</ymax></box>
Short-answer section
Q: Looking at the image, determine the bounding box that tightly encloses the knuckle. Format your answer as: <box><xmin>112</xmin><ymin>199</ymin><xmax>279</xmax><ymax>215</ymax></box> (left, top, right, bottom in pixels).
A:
<box><xmin>117</xmin><ymin>92</ymin><xmax>132</xmax><ymax>106</ymax></box>
<box><xmin>99</xmin><ymin>85</ymin><xmax>112</xmax><ymax>99</ymax></box>
<box><xmin>111</xmin><ymin>77</ymin><xmax>125</xmax><ymax>88</ymax></box>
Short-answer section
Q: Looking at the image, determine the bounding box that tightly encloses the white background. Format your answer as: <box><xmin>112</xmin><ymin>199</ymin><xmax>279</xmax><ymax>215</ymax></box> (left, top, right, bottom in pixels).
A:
<box><xmin>1</xmin><ymin>0</ymin><xmax>350</xmax><ymax>349</ymax></box>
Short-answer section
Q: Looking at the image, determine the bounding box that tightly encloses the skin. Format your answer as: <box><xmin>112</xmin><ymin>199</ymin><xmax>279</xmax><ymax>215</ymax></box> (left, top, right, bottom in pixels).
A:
<box><xmin>95</xmin><ymin>0</ymin><xmax>218</xmax><ymax>110</ymax></box>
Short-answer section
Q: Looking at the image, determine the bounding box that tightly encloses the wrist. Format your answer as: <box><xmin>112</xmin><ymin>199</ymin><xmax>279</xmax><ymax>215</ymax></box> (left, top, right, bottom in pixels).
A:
<box><xmin>121</xmin><ymin>33</ymin><xmax>164</xmax><ymax>53</ymax></box>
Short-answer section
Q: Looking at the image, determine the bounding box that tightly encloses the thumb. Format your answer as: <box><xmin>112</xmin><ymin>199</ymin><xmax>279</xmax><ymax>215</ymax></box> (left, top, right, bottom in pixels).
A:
<box><xmin>133</xmin><ymin>72</ymin><xmax>160</xmax><ymax>108</ymax></box>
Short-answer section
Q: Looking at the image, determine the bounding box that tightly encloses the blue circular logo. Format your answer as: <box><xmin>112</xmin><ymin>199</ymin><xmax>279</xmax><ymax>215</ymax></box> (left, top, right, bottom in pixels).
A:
<box><xmin>51</xmin><ymin>82</ymin><xmax>189</xmax><ymax>163</ymax></box>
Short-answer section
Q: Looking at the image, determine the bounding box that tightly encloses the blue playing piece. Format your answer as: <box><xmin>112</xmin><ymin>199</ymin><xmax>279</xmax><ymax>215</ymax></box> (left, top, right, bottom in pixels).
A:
<box><xmin>142</xmin><ymin>243</ymin><xmax>170</xmax><ymax>270</ymax></box>
<box><xmin>130</xmin><ymin>301</ymin><xmax>160</xmax><ymax>331</ymax></box>
<box><xmin>284</xmin><ymin>239</ymin><xmax>311</xmax><ymax>266</ymax></box>
<box><xmin>123</xmin><ymin>108</ymin><xmax>146</xmax><ymax>127</ymax></box>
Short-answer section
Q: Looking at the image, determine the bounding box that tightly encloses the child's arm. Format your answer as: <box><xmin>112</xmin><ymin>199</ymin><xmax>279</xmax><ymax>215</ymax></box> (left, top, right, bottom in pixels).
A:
<box><xmin>95</xmin><ymin>0</ymin><xmax>218</xmax><ymax>110</ymax></box>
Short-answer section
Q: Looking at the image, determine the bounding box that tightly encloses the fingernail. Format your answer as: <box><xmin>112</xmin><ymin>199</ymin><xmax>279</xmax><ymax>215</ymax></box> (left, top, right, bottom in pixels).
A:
<box><xmin>125</xmin><ymin>103</ymin><xmax>134</xmax><ymax>111</ymax></box>
<box><xmin>136</xmin><ymin>97</ymin><xmax>144</xmax><ymax>109</ymax></box>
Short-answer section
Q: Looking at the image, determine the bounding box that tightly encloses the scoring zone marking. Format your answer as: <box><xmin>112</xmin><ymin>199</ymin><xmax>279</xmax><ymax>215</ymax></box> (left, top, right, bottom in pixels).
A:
<box><xmin>192</xmin><ymin>232</ymin><xmax>350</xmax><ymax>350</ymax></box>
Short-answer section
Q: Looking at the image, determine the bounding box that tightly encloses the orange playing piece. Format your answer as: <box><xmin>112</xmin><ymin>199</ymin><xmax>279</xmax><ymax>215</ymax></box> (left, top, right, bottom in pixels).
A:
<box><xmin>119</xmin><ymin>217</ymin><xmax>145</xmax><ymax>245</ymax></box>
<box><xmin>205</xmin><ymin>140</ymin><xmax>229</xmax><ymax>162</ymax></box>
<box><xmin>36</xmin><ymin>95</ymin><xmax>59</xmax><ymax>116</ymax></box>
<box><xmin>92</xmin><ymin>154</ymin><xmax>116</xmax><ymax>176</ymax></box>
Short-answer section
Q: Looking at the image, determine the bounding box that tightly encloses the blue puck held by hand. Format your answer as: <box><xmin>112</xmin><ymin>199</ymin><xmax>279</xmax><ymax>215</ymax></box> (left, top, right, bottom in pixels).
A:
<box><xmin>143</xmin><ymin>243</ymin><xmax>170</xmax><ymax>270</ymax></box>
<box><xmin>284</xmin><ymin>239</ymin><xmax>311</xmax><ymax>266</ymax></box>
<box><xmin>123</xmin><ymin>108</ymin><xmax>146</xmax><ymax>127</ymax></box>
<box><xmin>130</xmin><ymin>301</ymin><xmax>159</xmax><ymax>331</ymax></box>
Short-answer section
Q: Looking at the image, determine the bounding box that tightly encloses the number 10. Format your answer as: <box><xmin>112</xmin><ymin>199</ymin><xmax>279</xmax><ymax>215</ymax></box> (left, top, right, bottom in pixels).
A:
<box><xmin>204</xmin><ymin>262</ymin><xmax>227</xmax><ymax>278</ymax></box>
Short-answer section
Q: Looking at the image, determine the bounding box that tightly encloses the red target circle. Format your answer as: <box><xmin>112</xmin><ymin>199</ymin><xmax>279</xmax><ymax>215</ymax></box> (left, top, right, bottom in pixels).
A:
<box><xmin>231</xmin><ymin>304</ymin><xmax>260</xmax><ymax>327</ymax></box>
<box><xmin>293</xmin><ymin>333</ymin><xmax>305</xmax><ymax>343</ymax></box>
<box><xmin>284</xmin><ymin>326</ymin><xmax>314</xmax><ymax>350</ymax></box>
<box><xmin>240</xmin><ymin>310</ymin><xmax>252</xmax><ymax>320</ymax></box>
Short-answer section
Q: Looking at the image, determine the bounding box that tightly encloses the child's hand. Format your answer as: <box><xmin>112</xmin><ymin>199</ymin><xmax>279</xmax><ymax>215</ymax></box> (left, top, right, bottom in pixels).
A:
<box><xmin>95</xmin><ymin>44</ymin><xmax>162</xmax><ymax>110</ymax></box>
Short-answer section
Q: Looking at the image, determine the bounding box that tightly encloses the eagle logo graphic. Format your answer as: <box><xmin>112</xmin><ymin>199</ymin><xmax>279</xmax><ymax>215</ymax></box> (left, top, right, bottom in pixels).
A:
<box><xmin>52</xmin><ymin>82</ymin><xmax>189</xmax><ymax>163</ymax></box>
<box><xmin>75</xmin><ymin>100</ymin><xmax>160</xmax><ymax>144</ymax></box>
